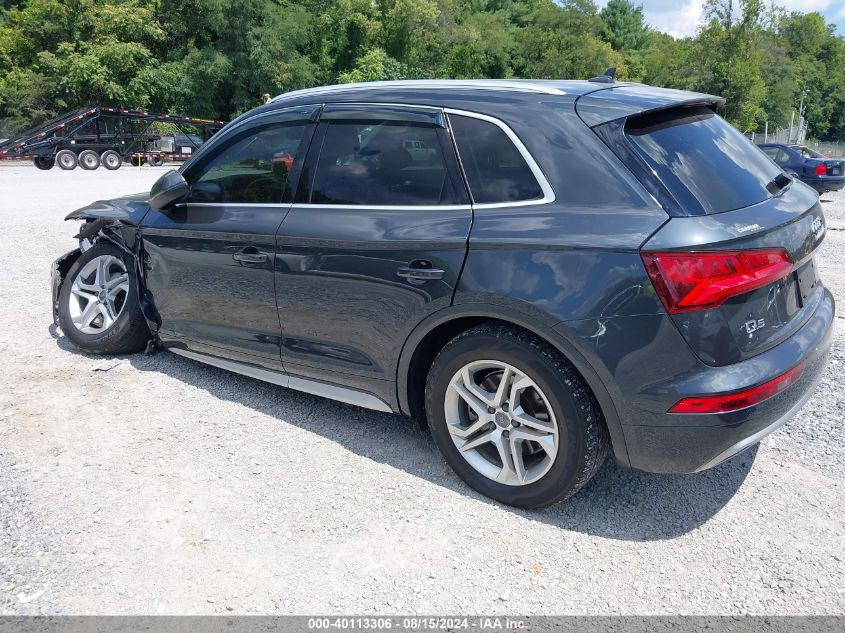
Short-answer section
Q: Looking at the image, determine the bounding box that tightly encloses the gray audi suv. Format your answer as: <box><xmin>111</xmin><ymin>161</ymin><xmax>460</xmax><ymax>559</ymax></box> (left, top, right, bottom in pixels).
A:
<box><xmin>51</xmin><ymin>79</ymin><xmax>834</xmax><ymax>507</ymax></box>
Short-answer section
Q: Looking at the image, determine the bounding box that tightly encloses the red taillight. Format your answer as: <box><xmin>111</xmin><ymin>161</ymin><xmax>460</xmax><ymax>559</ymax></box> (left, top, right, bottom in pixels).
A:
<box><xmin>641</xmin><ymin>249</ymin><xmax>793</xmax><ymax>313</ymax></box>
<box><xmin>815</xmin><ymin>163</ymin><xmax>828</xmax><ymax>176</ymax></box>
<box><xmin>669</xmin><ymin>362</ymin><xmax>805</xmax><ymax>414</ymax></box>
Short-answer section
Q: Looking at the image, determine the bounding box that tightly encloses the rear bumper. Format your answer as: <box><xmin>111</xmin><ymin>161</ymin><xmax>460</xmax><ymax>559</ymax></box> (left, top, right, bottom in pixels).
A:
<box><xmin>620</xmin><ymin>286</ymin><xmax>834</xmax><ymax>474</ymax></box>
<box><xmin>801</xmin><ymin>176</ymin><xmax>845</xmax><ymax>193</ymax></box>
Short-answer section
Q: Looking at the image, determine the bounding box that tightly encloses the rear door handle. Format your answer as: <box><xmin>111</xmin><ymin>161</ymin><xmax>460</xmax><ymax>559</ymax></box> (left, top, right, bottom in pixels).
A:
<box><xmin>397</xmin><ymin>262</ymin><xmax>445</xmax><ymax>281</ymax></box>
<box><xmin>232</xmin><ymin>248</ymin><xmax>269</xmax><ymax>264</ymax></box>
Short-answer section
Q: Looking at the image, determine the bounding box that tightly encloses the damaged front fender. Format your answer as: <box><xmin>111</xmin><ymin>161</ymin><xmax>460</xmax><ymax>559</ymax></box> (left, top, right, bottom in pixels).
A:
<box><xmin>55</xmin><ymin>193</ymin><xmax>161</xmax><ymax>339</ymax></box>
<box><xmin>65</xmin><ymin>191</ymin><xmax>152</xmax><ymax>225</ymax></box>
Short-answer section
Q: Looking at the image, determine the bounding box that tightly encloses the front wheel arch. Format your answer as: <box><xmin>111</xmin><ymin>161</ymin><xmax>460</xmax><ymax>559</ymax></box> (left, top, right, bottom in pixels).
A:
<box><xmin>396</xmin><ymin>306</ymin><xmax>630</xmax><ymax>468</ymax></box>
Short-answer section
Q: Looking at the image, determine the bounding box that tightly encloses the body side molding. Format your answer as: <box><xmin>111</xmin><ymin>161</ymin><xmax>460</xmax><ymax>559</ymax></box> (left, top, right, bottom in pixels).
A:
<box><xmin>168</xmin><ymin>347</ymin><xmax>394</xmax><ymax>413</ymax></box>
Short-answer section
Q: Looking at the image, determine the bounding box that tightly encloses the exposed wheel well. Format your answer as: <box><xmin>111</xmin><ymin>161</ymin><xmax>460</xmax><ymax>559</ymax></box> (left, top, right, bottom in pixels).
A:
<box><xmin>405</xmin><ymin>316</ymin><xmax>488</xmax><ymax>421</ymax></box>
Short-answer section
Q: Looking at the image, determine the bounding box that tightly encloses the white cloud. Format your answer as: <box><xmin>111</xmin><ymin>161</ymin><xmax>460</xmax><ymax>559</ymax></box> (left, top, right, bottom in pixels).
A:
<box><xmin>774</xmin><ymin>0</ymin><xmax>830</xmax><ymax>11</ymax></box>
<box><xmin>646</xmin><ymin>0</ymin><xmax>706</xmax><ymax>38</ymax></box>
<box><xmin>592</xmin><ymin>0</ymin><xmax>705</xmax><ymax>38</ymax></box>
<box><xmin>594</xmin><ymin>0</ymin><xmax>843</xmax><ymax>37</ymax></box>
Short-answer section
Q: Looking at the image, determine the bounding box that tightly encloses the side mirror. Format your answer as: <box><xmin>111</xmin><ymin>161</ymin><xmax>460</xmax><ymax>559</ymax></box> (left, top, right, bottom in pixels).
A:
<box><xmin>149</xmin><ymin>170</ymin><xmax>189</xmax><ymax>210</ymax></box>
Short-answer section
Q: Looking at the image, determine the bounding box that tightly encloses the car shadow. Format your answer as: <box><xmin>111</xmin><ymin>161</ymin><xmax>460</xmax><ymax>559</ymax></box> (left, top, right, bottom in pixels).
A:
<box><xmin>51</xmin><ymin>329</ymin><xmax>755</xmax><ymax>541</ymax></box>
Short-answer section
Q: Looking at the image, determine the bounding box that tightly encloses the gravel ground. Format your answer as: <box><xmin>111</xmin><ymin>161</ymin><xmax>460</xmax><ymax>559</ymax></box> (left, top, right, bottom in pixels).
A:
<box><xmin>0</xmin><ymin>162</ymin><xmax>843</xmax><ymax>616</ymax></box>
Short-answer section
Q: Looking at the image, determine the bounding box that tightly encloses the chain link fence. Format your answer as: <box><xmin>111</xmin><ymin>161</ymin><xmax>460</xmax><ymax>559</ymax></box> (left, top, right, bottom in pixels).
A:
<box><xmin>750</xmin><ymin>120</ymin><xmax>844</xmax><ymax>158</ymax></box>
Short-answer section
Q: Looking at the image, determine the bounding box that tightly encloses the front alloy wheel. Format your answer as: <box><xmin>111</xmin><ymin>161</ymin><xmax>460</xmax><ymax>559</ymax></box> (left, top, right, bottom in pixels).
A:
<box><xmin>67</xmin><ymin>254</ymin><xmax>129</xmax><ymax>334</ymax></box>
<box><xmin>57</xmin><ymin>243</ymin><xmax>150</xmax><ymax>354</ymax></box>
<box><xmin>445</xmin><ymin>360</ymin><xmax>558</xmax><ymax>486</ymax></box>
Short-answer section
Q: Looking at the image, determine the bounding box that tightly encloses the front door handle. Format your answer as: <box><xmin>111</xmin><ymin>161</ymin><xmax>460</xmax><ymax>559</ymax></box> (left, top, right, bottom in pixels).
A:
<box><xmin>397</xmin><ymin>261</ymin><xmax>445</xmax><ymax>281</ymax></box>
<box><xmin>233</xmin><ymin>248</ymin><xmax>269</xmax><ymax>264</ymax></box>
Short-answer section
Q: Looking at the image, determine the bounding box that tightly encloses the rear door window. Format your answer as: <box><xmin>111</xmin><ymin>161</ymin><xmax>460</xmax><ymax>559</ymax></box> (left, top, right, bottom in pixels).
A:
<box><xmin>449</xmin><ymin>114</ymin><xmax>544</xmax><ymax>204</ymax></box>
<box><xmin>309</xmin><ymin>120</ymin><xmax>458</xmax><ymax>206</ymax></box>
<box><xmin>761</xmin><ymin>146</ymin><xmax>779</xmax><ymax>160</ymax></box>
<box><xmin>774</xmin><ymin>148</ymin><xmax>792</xmax><ymax>165</ymax></box>
<box><xmin>625</xmin><ymin>106</ymin><xmax>783</xmax><ymax>215</ymax></box>
<box><xmin>761</xmin><ymin>146</ymin><xmax>790</xmax><ymax>165</ymax></box>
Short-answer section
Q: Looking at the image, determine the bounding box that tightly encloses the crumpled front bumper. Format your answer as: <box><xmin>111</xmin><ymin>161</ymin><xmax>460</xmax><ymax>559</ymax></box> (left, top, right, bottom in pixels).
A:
<box><xmin>50</xmin><ymin>248</ymin><xmax>82</xmax><ymax>324</ymax></box>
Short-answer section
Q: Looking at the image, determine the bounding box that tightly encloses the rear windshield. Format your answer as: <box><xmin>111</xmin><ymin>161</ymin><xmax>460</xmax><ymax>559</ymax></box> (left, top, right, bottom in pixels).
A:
<box><xmin>793</xmin><ymin>146</ymin><xmax>824</xmax><ymax>158</ymax></box>
<box><xmin>625</xmin><ymin>106</ymin><xmax>782</xmax><ymax>215</ymax></box>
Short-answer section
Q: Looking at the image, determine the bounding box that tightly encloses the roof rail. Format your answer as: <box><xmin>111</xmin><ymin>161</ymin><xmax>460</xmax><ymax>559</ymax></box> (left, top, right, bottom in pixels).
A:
<box><xmin>271</xmin><ymin>80</ymin><xmax>567</xmax><ymax>102</ymax></box>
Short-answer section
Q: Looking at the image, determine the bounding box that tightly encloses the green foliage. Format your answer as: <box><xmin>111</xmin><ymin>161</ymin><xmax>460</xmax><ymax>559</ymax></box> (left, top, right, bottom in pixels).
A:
<box><xmin>600</xmin><ymin>0</ymin><xmax>648</xmax><ymax>51</ymax></box>
<box><xmin>1</xmin><ymin>0</ymin><xmax>844</xmax><ymax>140</ymax></box>
<box><xmin>692</xmin><ymin>0</ymin><xmax>768</xmax><ymax>131</ymax></box>
<box><xmin>337</xmin><ymin>48</ymin><xmax>412</xmax><ymax>82</ymax></box>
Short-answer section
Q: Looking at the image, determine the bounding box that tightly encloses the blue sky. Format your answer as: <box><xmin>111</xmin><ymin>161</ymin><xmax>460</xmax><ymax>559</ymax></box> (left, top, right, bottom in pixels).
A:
<box><xmin>593</xmin><ymin>1</ymin><xmax>845</xmax><ymax>38</ymax></box>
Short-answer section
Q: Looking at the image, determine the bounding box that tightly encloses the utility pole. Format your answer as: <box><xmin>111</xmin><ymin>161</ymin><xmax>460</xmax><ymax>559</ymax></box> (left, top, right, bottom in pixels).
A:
<box><xmin>798</xmin><ymin>89</ymin><xmax>809</xmax><ymax>143</ymax></box>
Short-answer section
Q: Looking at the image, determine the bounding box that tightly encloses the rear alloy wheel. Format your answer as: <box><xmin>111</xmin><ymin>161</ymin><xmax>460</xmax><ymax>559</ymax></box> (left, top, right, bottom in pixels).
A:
<box><xmin>57</xmin><ymin>243</ymin><xmax>150</xmax><ymax>354</ymax></box>
<box><xmin>56</xmin><ymin>149</ymin><xmax>78</xmax><ymax>170</ymax></box>
<box><xmin>101</xmin><ymin>150</ymin><xmax>122</xmax><ymax>170</ymax></box>
<box><xmin>443</xmin><ymin>360</ymin><xmax>559</xmax><ymax>486</ymax></box>
<box><xmin>425</xmin><ymin>323</ymin><xmax>609</xmax><ymax>508</ymax></box>
<box><xmin>78</xmin><ymin>149</ymin><xmax>101</xmax><ymax>170</ymax></box>
<box><xmin>33</xmin><ymin>157</ymin><xmax>55</xmax><ymax>170</ymax></box>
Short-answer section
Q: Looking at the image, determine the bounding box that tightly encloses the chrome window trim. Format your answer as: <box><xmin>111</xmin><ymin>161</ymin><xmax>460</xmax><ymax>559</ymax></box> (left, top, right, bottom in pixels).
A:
<box><xmin>272</xmin><ymin>80</ymin><xmax>567</xmax><ymax>103</ymax></box>
<box><xmin>444</xmin><ymin>108</ymin><xmax>556</xmax><ymax>208</ymax></box>
<box><xmin>289</xmin><ymin>203</ymin><xmax>472</xmax><ymax>212</ymax></box>
<box><xmin>182</xmin><ymin>202</ymin><xmax>290</xmax><ymax>208</ymax></box>
<box><xmin>203</xmin><ymin>103</ymin><xmax>556</xmax><ymax>210</ymax></box>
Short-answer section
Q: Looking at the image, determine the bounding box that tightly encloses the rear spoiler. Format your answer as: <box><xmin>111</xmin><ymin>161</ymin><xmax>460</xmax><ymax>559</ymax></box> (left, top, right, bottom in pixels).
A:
<box><xmin>575</xmin><ymin>85</ymin><xmax>725</xmax><ymax>128</ymax></box>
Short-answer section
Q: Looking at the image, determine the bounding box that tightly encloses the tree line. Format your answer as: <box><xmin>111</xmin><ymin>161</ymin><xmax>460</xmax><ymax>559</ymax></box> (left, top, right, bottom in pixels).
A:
<box><xmin>1</xmin><ymin>0</ymin><xmax>843</xmax><ymax>140</ymax></box>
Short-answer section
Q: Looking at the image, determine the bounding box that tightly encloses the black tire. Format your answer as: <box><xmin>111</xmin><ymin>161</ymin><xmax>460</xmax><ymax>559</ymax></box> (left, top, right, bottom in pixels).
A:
<box><xmin>33</xmin><ymin>157</ymin><xmax>54</xmax><ymax>170</ymax></box>
<box><xmin>57</xmin><ymin>243</ymin><xmax>151</xmax><ymax>355</ymax></box>
<box><xmin>78</xmin><ymin>149</ymin><xmax>101</xmax><ymax>170</ymax></box>
<box><xmin>148</xmin><ymin>155</ymin><xmax>163</xmax><ymax>167</ymax></box>
<box><xmin>424</xmin><ymin>323</ymin><xmax>609</xmax><ymax>508</ymax></box>
<box><xmin>56</xmin><ymin>149</ymin><xmax>78</xmax><ymax>170</ymax></box>
<box><xmin>101</xmin><ymin>150</ymin><xmax>122</xmax><ymax>170</ymax></box>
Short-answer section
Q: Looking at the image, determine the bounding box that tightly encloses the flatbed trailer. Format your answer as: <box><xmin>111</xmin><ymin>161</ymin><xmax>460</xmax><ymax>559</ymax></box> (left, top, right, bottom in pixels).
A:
<box><xmin>0</xmin><ymin>107</ymin><xmax>226</xmax><ymax>170</ymax></box>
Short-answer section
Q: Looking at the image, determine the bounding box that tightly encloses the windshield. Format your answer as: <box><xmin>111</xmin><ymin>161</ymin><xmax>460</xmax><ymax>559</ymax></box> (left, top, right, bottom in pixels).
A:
<box><xmin>625</xmin><ymin>106</ymin><xmax>783</xmax><ymax>215</ymax></box>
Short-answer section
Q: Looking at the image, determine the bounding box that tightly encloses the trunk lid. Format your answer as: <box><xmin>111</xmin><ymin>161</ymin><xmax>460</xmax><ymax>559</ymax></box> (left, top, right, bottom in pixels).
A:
<box><xmin>642</xmin><ymin>182</ymin><xmax>826</xmax><ymax>366</ymax></box>
<box><xmin>822</xmin><ymin>159</ymin><xmax>843</xmax><ymax>176</ymax></box>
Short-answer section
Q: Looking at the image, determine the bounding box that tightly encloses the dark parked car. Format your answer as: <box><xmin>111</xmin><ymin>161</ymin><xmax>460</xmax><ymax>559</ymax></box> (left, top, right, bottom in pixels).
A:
<box><xmin>51</xmin><ymin>80</ymin><xmax>834</xmax><ymax>508</ymax></box>
<box><xmin>758</xmin><ymin>143</ymin><xmax>845</xmax><ymax>194</ymax></box>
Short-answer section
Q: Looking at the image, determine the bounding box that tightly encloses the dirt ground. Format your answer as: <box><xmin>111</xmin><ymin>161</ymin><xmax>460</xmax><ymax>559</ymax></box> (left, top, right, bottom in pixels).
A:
<box><xmin>0</xmin><ymin>162</ymin><xmax>843</xmax><ymax>615</ymax></box>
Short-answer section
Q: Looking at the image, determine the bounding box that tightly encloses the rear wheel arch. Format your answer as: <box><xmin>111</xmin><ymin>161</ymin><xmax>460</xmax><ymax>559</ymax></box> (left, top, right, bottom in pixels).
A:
<box><xmin>397</xmin><ymin>306</ymin><xmax>630</xmax><ymax>468</ymax></box>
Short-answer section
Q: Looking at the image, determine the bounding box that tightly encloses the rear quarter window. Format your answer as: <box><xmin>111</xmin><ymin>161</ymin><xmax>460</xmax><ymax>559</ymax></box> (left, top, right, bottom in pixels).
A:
<box><xmin>449</xmin><ymin>114</ymin><xmax>544</xmax><ymax>204</ymax></box>
<box><xmin>625</xmin><ymin>106</ymin><xmax>783</xmax><ymax>215</ymax></box>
